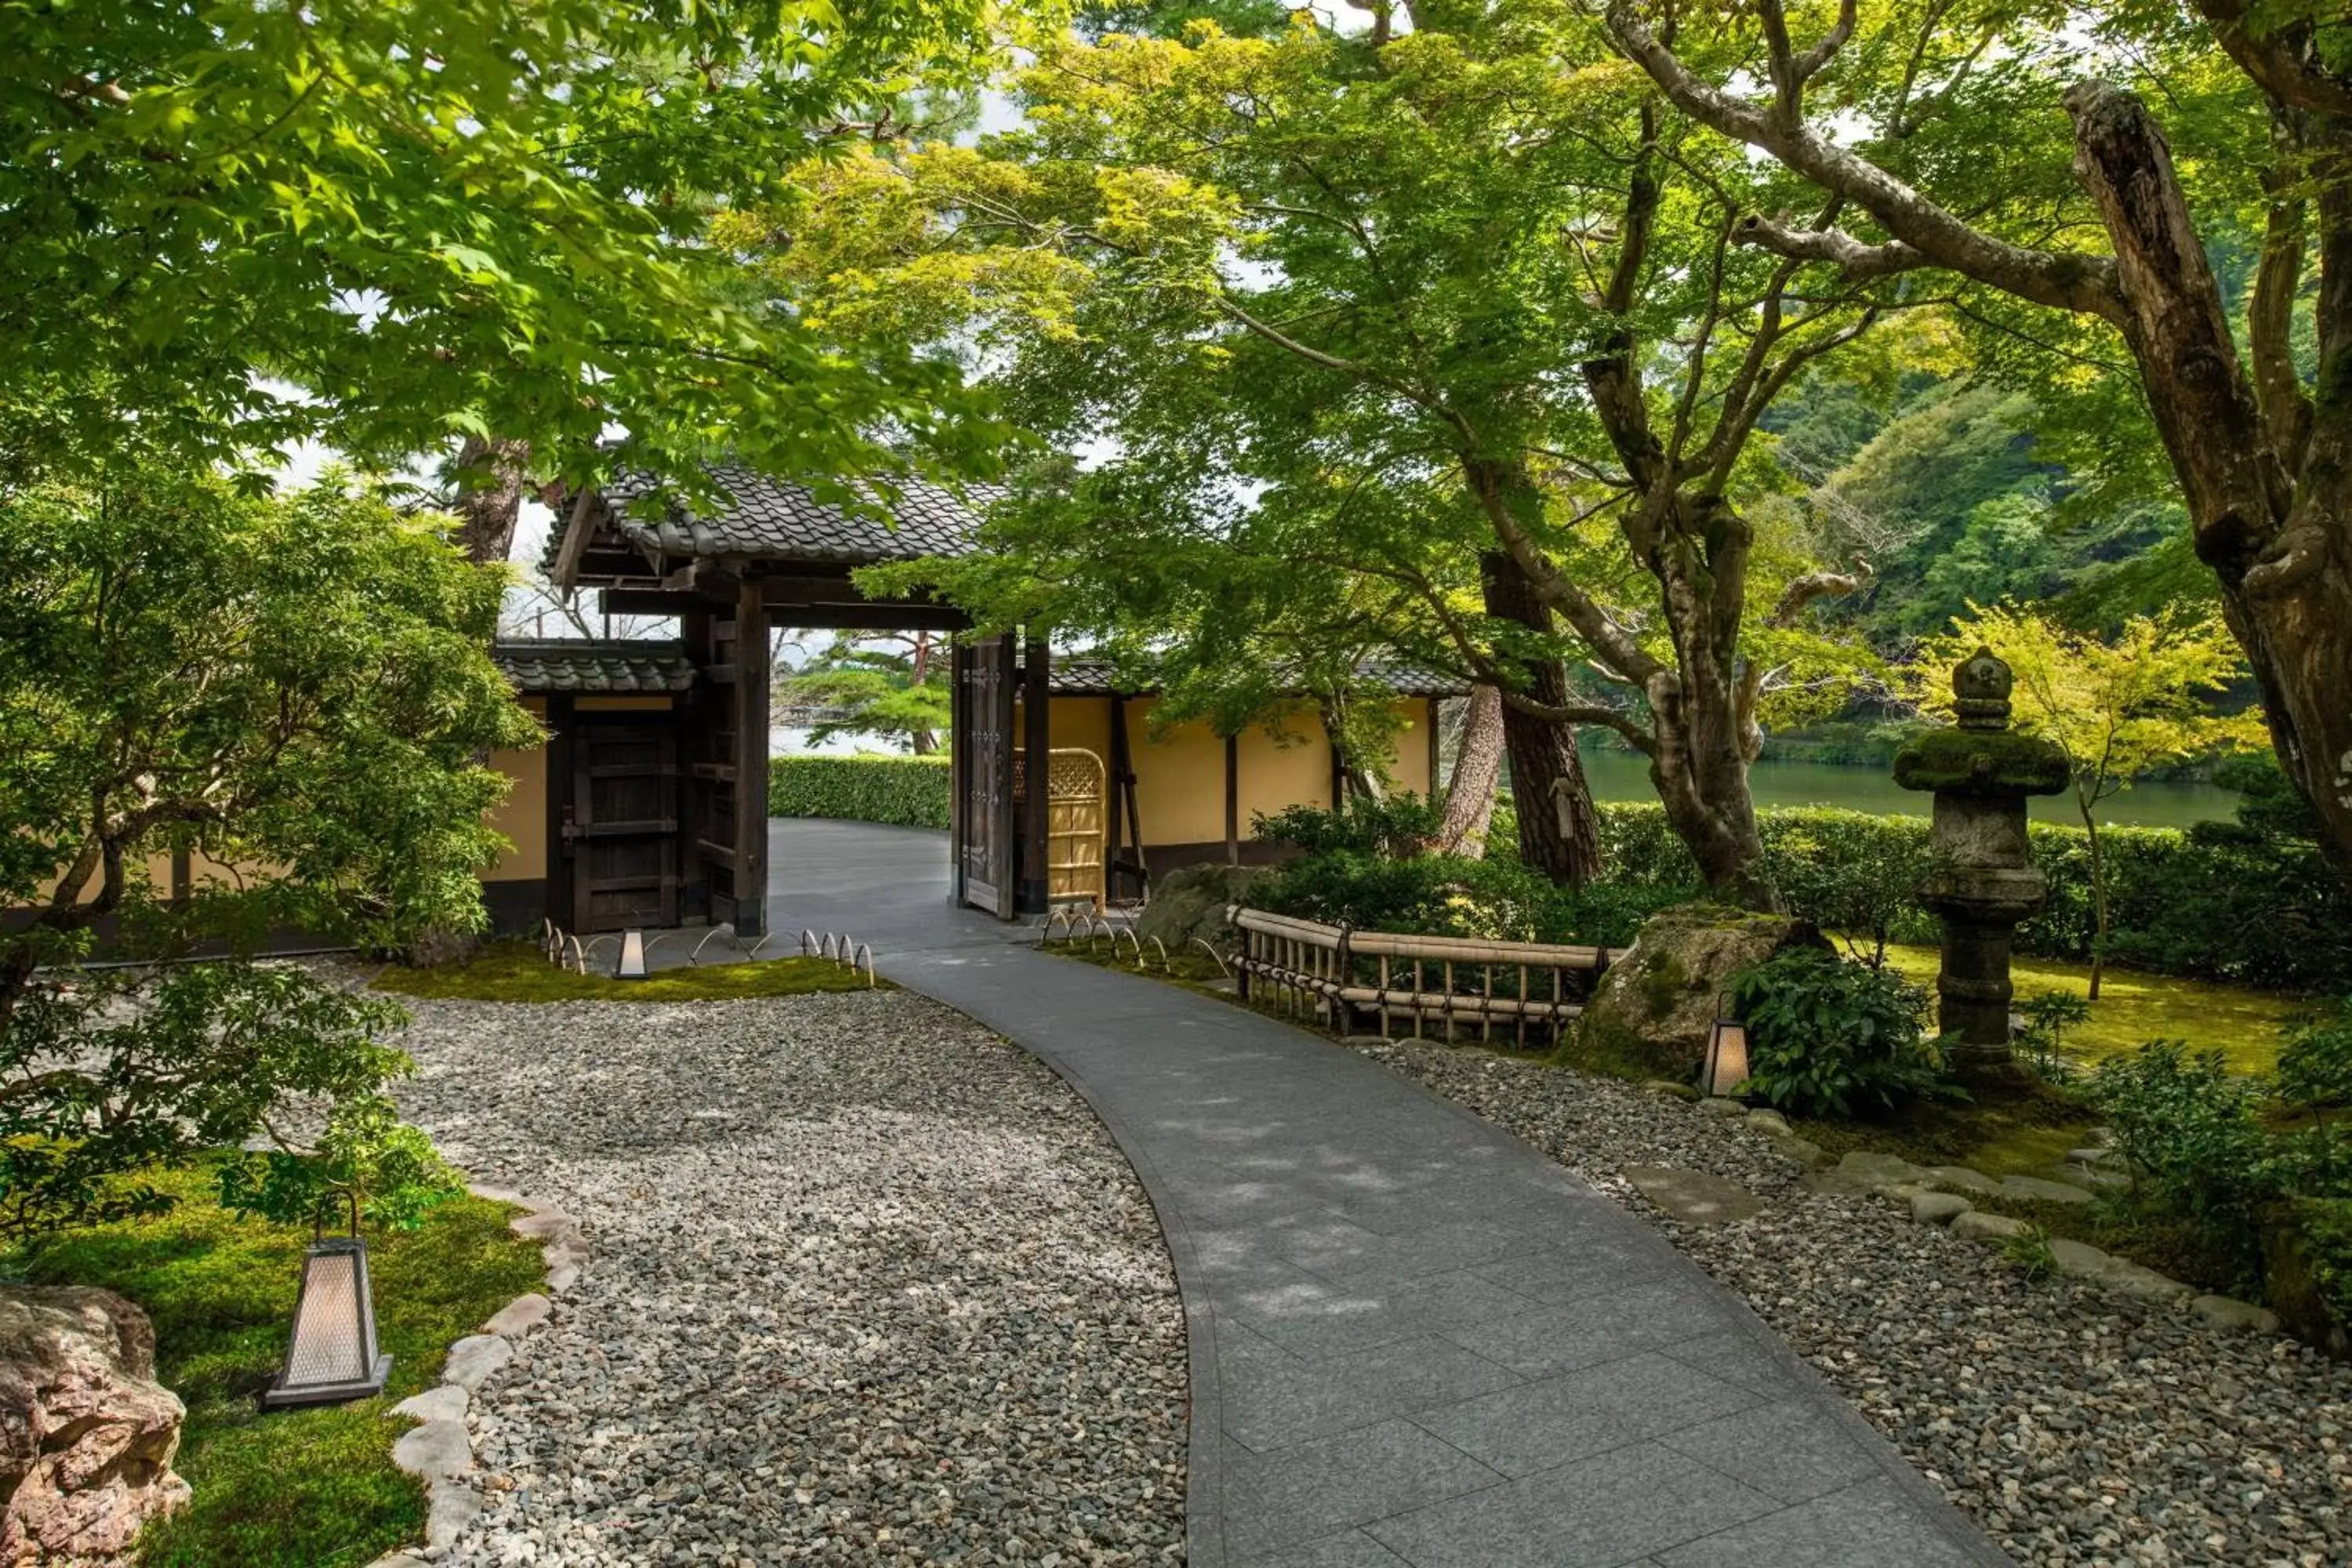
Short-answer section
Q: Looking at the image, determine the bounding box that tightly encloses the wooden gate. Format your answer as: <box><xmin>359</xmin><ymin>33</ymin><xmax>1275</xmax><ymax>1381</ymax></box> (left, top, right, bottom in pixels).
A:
<box><xmin>1043</xmin><ymin>748</ymin><xmax>1107</xmax><ymax>910</ymax></box>
<box><xmin>953</xmin><ymin>635</ymin><xmax>1017</xmax><ymax>916</ymax></box>
<box><xmin>564</xmin><ymin>718</ymin><xmax>681</xmax><ymax>932</ymax></box>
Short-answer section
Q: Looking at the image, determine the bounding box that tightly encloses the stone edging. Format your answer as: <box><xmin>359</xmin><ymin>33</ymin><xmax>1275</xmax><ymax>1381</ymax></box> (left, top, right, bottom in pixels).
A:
<box><xmin>368</xmin><ymin>1184</ymin><xmax>589</xmax><ymax>1567</ymax></box>
<box><xmin>1690</xmin><ymin>1091</ymin><xmax>2285</xmax><ymax>1337</ymax></box>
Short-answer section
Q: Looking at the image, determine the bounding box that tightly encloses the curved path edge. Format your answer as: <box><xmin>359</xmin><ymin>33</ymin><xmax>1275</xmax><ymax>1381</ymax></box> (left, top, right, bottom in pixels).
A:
<box><xmin>768</xmin><ymin>821</ymin><xmax>2012</xmax><ymax>1568</ymax></box>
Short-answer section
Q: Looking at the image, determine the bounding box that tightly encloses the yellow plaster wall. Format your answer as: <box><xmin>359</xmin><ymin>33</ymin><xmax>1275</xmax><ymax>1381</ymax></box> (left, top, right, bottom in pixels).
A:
<box><xmin>1235</xmin><ymin>712</ymin><xmax>1333</xmax><ymax>833</ymax></box>
<box><xmin>484</xmin><ymin>695</ymin><xmax>551</xmax><ymax>883</ymax></box>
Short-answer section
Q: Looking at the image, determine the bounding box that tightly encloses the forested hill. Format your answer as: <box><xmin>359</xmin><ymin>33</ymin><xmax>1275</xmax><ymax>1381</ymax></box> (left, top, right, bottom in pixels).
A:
<box><xmin>1766</xmin><ymin>374</ymin><xmax>2217</xmax><ymax>646</ymax></box>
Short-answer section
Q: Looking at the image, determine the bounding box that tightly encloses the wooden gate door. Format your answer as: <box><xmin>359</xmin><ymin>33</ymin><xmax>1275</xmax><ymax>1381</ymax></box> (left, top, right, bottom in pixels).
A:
<box><xmin>567</xmin><ymin>719</ymin><xmax>681</xmax><ymax>932</ymax></box>
<box><xmin>953</xmin><ymin>635</ymin><xmax>1016</xmax><ymax>916</ymax></box>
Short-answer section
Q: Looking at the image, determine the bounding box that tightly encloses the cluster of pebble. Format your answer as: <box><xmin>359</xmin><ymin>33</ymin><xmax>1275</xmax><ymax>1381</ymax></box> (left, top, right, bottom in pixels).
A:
<box><xmin>387</xmin><ymin>989</ymin><xmax>1189</xmax><ymax>1567</ymax></box>
<box><xmin>1356</xmin><ymin>1043</ymin><xmax>2352</xmax><ymax>1568</ymax></box>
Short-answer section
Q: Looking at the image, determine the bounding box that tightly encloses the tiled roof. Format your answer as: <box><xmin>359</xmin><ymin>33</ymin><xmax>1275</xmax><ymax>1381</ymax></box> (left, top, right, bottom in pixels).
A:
<box><xmin>493</xmin><ymin>639</ymin><xmax>697</xmax><ymax>695</ymax></box>
<box><xmin>1044</xmin><ymin>657</ymin><xmax>1466</xmax><ymax>699</ymax></box>
<box><xmin>593</xmin><ymin>466</ymin><xmax>996</xmax><ymax>567</ymax></box>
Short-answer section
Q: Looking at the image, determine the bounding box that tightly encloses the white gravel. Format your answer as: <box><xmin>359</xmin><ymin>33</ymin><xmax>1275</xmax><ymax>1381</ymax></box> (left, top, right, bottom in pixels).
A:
<box><xmin>1355</xmin><ymin>1041</ymin><xmax>2352</xmax><ymax>1568</ymax></box>
<box><xmin>389</xmin><ymin>988</ymin><xmax>1187</xmax><ymax>1567</ymax></box>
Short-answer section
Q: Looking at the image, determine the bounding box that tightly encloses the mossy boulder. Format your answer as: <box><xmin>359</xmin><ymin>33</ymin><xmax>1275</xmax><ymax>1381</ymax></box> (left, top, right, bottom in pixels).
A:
<box><xmin>1134</xmin><ymin>862</ymin><xmax>1266</xmax><ymax>956</ymax></box>
<box><xmin>1572</xmin><ymin>903</ymin><xmax>1830</xmax><ymax>1081</ymax></box>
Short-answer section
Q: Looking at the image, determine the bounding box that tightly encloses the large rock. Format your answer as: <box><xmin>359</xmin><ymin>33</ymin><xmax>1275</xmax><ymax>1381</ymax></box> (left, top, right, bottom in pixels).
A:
<box><xmin>1133</xmin><ymin>863</ymin><xmax>1266</xmax><ymax>956</ymax></box>
<box><xmin>1573</xmin><ymin>903</ymin><xmax>1829</xmax><ymax>1080</ymax></box>
<box><xmin>0</xmin><ymin>1287</ymin><xmax>190</xmax><ymax>1566</ymax></box>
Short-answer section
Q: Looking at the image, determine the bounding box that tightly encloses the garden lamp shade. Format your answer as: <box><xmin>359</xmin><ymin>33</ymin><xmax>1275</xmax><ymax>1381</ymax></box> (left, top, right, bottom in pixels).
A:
<box><xmin>618</xmin><ymin>928</ymin><xmax>648</xmax><ymax>979</ymax></box>
<box><xmin>260</xmin><ymin>1236</ymin><xmax>392</xmax><ymax>1410</ymax></box>
<box><xmin>1701</xmin><ymin>1018</ymin><xmax>1751</xmax><ymax>1099</ymax></box>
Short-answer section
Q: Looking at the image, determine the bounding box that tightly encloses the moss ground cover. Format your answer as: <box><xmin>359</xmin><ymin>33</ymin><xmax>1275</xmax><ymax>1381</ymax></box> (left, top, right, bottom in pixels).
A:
<box><xmin>372</xmin><ymin>943</ymin><xmax>891</xmax><ymax>1003</ymax></box>
<box><xmin>1871</xmin><ymin>942</ymin><xmax>2303</xmax><ymax>1074</ymax></box>
<box><xmin>2</xmin><ymin>1160</ymin><xmax>545</xmax><ymax>1567</ymax></box>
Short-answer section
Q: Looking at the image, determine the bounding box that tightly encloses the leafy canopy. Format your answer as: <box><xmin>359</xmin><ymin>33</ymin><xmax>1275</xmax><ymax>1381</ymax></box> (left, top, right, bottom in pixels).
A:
<box><xmin>1921</xmin><ymin>604</ymin><xmax>2266</xmax><ymax>818</ymax></box>
<box><xmin>2</xmin><ymin>0</ymin><xmax>1007</xmax><ymax>494</ymax></box>
<box><xmin>0</xmin><ymin>463</ymin><xmax>535</xmax><ymax>1236</ymax></box>
<box><xmin>785</xmin><ymin>11</ymin><xmax>1887</xmax><ymax>770</ymax></box>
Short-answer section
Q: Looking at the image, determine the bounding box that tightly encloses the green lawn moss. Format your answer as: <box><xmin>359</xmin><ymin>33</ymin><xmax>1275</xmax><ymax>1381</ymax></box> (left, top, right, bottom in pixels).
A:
<box><xmin>1871</xmin><ymin>941</ymin><xmax>2301</xmax><ymax>1074</ymax></box>
<box><xmin>372</xmin><ymin>942</ymin><xmax>892</xmax><ymax>1003</ymax></box>
<box><xmin>3</xmin><ymin>1160</ymin><xmax>546</xmax><ymax>1567</ymax></box>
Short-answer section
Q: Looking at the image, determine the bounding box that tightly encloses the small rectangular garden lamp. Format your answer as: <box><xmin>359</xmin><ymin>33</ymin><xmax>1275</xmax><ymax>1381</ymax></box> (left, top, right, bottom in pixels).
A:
<box><xmin>617</xmin><ymin>928</ymin><xmax>648</xmax><ymax>979</ymax></box>
<box><xmin>1700</xmin><ymin>1018</ymin><xmax>1750</xmax><ymax>1099</ymax></box>
<box><xmin>260</xmin><ymin>1236</ymin><xmax>392</xmax><ymax>1410</ymax></box>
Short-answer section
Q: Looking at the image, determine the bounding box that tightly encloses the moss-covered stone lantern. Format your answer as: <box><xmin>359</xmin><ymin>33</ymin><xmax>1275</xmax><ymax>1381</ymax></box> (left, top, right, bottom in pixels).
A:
<box><xmin>1893</xmin><ymin>649</ymin><xmax>2070</xmax><ymax>1080</ymax></box>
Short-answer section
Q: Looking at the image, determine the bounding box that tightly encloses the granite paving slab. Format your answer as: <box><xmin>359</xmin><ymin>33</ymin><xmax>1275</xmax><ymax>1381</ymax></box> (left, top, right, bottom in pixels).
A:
<box><xmin>757</xmin><ymin>819</ymin><xmax>2013</xmax><ymax>1568</ymax></box>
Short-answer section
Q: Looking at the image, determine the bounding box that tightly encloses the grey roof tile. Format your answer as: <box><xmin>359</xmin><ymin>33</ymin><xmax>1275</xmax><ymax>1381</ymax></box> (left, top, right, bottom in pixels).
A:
<box><xmin>493</xmin><ymin>639</ymin><xmax>696</xmax><ymax>695</ymax></box>
<box><xmin>596</xmin><ymin>465</ymin><xmax>996</xmax><ymax>566</ymax></box>
<box><xmin>1044</xmin><ymin>657</ymin><xmax>1465</xmax><ymax>699</ymax></box>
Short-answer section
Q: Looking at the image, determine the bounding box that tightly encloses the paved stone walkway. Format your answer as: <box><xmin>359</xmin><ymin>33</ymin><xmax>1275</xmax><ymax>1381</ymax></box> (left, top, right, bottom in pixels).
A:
<box><xmin>766</xmin><ymin>819</ymin><xmax>2012</xmax><ymax>1568</ymax></box>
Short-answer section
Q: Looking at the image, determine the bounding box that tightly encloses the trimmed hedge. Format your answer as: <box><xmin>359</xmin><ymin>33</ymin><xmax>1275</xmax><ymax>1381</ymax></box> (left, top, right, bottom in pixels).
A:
<box><xmin>1592</xmin><ymin>801</ymin><xmax>2352</xmax><ymax>995</ymax></box>
<box><xmin>768</xmin><ymin>753</ymin><xmax>950</xmax><ymax>829</ymax></box>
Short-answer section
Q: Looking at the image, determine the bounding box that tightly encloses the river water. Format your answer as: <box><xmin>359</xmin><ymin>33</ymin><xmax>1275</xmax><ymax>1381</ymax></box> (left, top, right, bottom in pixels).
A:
<box><xmin>1578</xmin><ymin>750</ymin><xmax>2241</xmax><ymax>829</ymax></box>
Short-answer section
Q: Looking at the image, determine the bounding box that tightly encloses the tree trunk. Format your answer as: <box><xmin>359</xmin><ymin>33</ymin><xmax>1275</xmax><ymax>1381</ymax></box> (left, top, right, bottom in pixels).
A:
<box><xmin>2066</xmin><ymin>85</ymin><xmax>2352</xmax><ymax>882</ymax></box>
<box><xmin>452</xmin><ymin>436</ymin><xmax>532</xmax><ymax>567</ymax></box>
<box><xmin>1479</xmin><ymin>553</ymin><xmax>1603</xmax><ymax>884</ymax></box>
<box><xmin>2082</xmin><ymin>794</ymin><xmax>2110</xmax><ymax>1001</ymax></box>
<box><xmin>1437</xmin><ymin>684</ymin><xmax>1505</xmax><ymax>858</ymax></box>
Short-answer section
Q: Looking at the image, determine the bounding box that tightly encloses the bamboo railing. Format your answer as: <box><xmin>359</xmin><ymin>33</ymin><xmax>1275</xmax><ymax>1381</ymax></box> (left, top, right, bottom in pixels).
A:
<box><xmin>1229</xmin><ymin>907</ymin><xmax>1626</xmax><ymax>1047</ymax></box>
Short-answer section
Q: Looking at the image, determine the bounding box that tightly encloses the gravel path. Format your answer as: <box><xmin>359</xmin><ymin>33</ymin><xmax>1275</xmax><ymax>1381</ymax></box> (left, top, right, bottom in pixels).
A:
<box><xmin>390</xmin><ymin>989</ymin><xmax>1188</xmax><ymax>1567</ymax></box>
<box><xmin>1353</xmin><ymin>1042</ymin><xmax>2352</xmax><ymax>1568</ymax></box>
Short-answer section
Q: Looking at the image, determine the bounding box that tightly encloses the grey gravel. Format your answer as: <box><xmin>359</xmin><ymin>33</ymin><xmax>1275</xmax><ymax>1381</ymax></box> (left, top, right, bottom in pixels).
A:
<box><xmin>1354</xmin><ymin>1040</ymin><xmax>2352</xmax><ymax>1568</ymax></box>
<box><xmin>389</xmin><ymin>989</ymin><xmax>1187</xmax><ymax>1567</ymax></box>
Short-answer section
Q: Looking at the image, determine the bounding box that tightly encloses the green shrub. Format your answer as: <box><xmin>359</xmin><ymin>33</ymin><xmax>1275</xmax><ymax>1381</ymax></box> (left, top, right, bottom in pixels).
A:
<box><xmin>1256</xmin><ymin>795</ymin><xmax>1442</xmax><ymax>859</ymax></box>
<box><xmin>1726</xmin><ymin>948</ymin><xmax>1956</xmax><ymax>1117</ymax></box>
<box><xmin>2090</xmin><ymin>1041</ymin><xmax>2273</xmax><ymax>1240</ymax></box>
<box><xmin>768</xmin><ymin>753</ymin><xmax>950</xmax><ymax>829</ymax></box>
<box><xmin>1583</xmin><ymin>801</ymin><xmax>2352</xmax><ymax>994</ymax></box>
<box><xmin>2275</xmin><ymin>996</ymin><xmax>2352</xmax><ymax>1115</ymax></box>
<box><xmin>1251</xmin><ymin>850</ymin><xmax>1694</xmax><ymax>948</ymax></box>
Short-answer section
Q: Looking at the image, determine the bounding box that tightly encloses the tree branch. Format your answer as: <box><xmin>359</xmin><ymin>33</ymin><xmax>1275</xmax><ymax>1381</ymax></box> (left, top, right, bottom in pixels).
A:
<box><xmin>1731</xmin><ymin>212</ymin><xmax>1929</xmax><ymax>278</ymax></box>
<box><xmin>1606</xmin><ymin>3</ymin><xmax>2126</xmax><ymax>322</ymax></box>
<box><xmin>2191</xmin><ymin>0</ymin><xmax>2352</xmax><ymax>118</ymax></box>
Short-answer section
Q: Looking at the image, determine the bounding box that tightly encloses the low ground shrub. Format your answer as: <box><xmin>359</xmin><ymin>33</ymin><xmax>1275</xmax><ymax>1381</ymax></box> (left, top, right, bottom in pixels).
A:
<box><xmin>1250</xmin><ymin>848</ymin><xmax>1693</xmax><ymax>948</ymax></box>
<box><xmin>1592</xmin><ymin>801</ymin><xmax>2352</xmax><ymax>994</ymax></box>
<box><xmin>1726</xmin><ymin>949</ymin><xmax>1955</xmax><ymax>1117</ymax></box>
<box><xmin>768</xmin><ymin>753</ymin><xmax>949</xmax><ymax>829</ymax></box>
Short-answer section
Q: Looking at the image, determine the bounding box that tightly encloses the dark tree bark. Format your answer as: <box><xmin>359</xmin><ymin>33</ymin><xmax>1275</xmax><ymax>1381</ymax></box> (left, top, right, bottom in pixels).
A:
<box><xmin>1609</xmin><ymin>0</ymin><xmax>2352</xmax><ymax>881</ymax></box>
<box><xmin>1479</xmin><ymin>552</ymin><xmax>1603</xmax><ymax>886</ymax></box>
<box><xmin>1436</xmin><ymin>684</ymin><xmax>1505</xmax><ymax>858</ymax></box>
<box><xmin>451</xmin><ymin>435</ymin><xmax>532</xmax><ymax>566</ymax></box>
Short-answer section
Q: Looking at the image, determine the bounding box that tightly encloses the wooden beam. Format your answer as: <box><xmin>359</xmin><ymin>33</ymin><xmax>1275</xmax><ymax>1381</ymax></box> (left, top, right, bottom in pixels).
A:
<box><xmin>1225</xmin><ymin>731</ymin><xmax>1240</xmax><ymax>866</ymax></box>
<box><xmin>948</xmin><ymin>635</ymin><xmax>968</xmax><ymax>908</ymax></box>
<box><xmin>731</xmin><ymin>582</ymin><xmax>770</xmax><ymax>938</ymax></box>
<box><xmin>545</xmin><ymin>695</ymin><xmax>575</xmax><ymax>931</ymax></box>
<box><xmin>760</xmin><ymin>604</ymin><xmax>971</xmax><ymax>632</ymax></box>
<box><xmin>1427</xmin><ymin>697</ymin><xmax>1443</xmax><ymax>797</ymax></box>
<box><xmin>1020</xmin><ymin>637</ymin><xmax>1051</xmax><ymax>915</ymax></box>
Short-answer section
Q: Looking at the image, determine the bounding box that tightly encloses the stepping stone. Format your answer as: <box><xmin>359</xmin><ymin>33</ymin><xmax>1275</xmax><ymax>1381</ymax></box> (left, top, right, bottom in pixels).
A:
<box><xmin>2048</xmin><ymin>1239</ymin><xmax>2193</xmax><ymax>1304</ymax></box>
<box><xmin>442</xmin><ymin>1334</ymin><xmax>513</xmax><ymax>1391</ymax></box>
<box><xmin>2193</xmin><ymin>1294</ymin><xmax>2281</xmax><ymax>1335</ymax></box>
<box><xmin>393</xmin><ymin>1385</ymin><xmax>467</xmax><ymax>1424</ymax></box>
<box><xmin>1951</xmin><ymin>1210</ymin><xmax>2032</xmax><ymax>1243</ymax></box>
<box><xmin>1744</xmin><ymin>1109</ymin><xmax>1793</xmax><ymax>1137</ymax></box>
<box><xmin>1923</xmin><ymin>1165</ymin><xmax>2002</xmax><ymax>1198</ymax></box>
<box><xmin>1697</xmin><ymin>1097</ymin><xmax>1749</xmax><ymax>1118</ymax></box>
<box><xmin>392</xmin><ymin>1418</ymin><xmax>471</xmax><ymax>1480</ymax></box>
<box><xmin>1621</xmin><ymin>1165</ymin><xmax>1763</xmax><ymax>1225</ymax></box>
<box><xmin>1998</xmin><ymin>1174</ymin><xmax>2096</xmax><ymax>1206</ymax></box>
<box><xmin>485</xmin><ymin>1293</ymin><xmax>552</xmax><ymax>1338</ymax></box>
<box><xmin>1818</xmin><ymin>1150</ymin><xmax>1928</xmax><ymax>1197</ymax></box>
<box><xmin>1911</xmin><ymin>1192</ymin><xmax>1972</xmax><ymax>1226</ymax></box>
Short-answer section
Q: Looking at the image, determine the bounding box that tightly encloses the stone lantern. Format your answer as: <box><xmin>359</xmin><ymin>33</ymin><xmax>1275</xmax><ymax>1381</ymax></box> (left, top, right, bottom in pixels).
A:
<box><xmin>1893</xmin><ymin>649</ymin><xmax>2070</xmax><ymax>1080</ymax></box>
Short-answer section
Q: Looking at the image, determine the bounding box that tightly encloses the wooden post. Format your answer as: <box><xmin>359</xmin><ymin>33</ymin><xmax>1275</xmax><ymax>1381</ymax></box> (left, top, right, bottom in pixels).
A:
<box><xmin>1328</xmin><ymin>721</ymin><xmax>1345</xmax><ymax>810</ymax></box>
<box><xmin>1224</xmin><ymin>731</ymin><xmax>1240</xmax><ymax>866</ymax></box>
<box><xmin>1020</xmin><ymin>636</ymin><xmax>1051</xmax><ymax>915</ymax></box>
<box><xmin>677</xmin><ymin>610</ymin><xmax>711</xmax><ymax>924</ymax></box>
<box><xmin>1426</xmin><ymin>697</ymin><xmax>1443</xmax><ymax>798</ymax></box>
<box><xmin>544</xmin><ymin>694</ymin><xmax>575</xmax><ymax>932</ymax></box>
<box><xmin>731</xmin><ymin>583</ymin><xmax>769</xmax><ymax>938</ymax></box>
<box><xmin>948</xmin><ymin>633</ymin><xmax>968</xmax><ymax>908</ymax></box>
